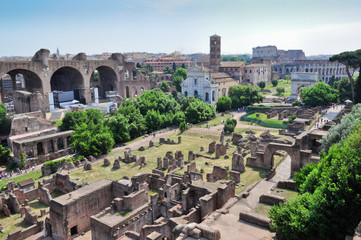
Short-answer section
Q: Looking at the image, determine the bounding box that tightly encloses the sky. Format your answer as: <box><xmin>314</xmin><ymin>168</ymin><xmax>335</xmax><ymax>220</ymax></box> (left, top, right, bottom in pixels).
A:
<box><xmin>1</xmin><ymin>0</ymin><xmax>361</xmax><ymax>56</ymax></box>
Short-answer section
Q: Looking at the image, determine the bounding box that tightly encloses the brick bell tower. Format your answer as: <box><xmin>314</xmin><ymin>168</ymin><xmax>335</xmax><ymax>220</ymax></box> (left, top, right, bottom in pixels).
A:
<box><xmin>209</xmin><ymin>34</ymin><xmax>221</xmax><ymax>72</ymax></box>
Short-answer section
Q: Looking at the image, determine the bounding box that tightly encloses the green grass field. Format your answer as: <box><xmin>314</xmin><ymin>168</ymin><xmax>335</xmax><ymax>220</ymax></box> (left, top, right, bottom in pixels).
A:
<box><xmin>246</xmin><ymin>113</ymin><xmax>285</xmax><ymax>125</ymax></box>
<box><xmin>0</xmin><ymin>169</ymin><xmax>43</xmax><ymax>190</ymax></box>
<box><xmin>194</xmin><ymin>113</ymin><xmax>233</xmax><ymax>128</ymax></box>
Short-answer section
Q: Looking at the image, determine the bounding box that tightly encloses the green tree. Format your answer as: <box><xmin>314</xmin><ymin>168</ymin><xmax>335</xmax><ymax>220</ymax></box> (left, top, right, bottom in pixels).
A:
<box><xmin>0</xmin><ymin>103</ymin><xmax>10</xmax><ymax>135</ymax></box>
<box><xmin>117</xmin><ymin>104</ymin><xmax>147</xmax><ymax>138</ymax></box>
<box><xmin>172</xmin><ymin>62</ymin><xmax>177</xmax><ymax>72</ymax></box>
<box><xmin>292</xmin><ymin>100</ymin><xmax>302</xmax><ymax>106</ymax></box>
<box><xmin>334</xmin><ymin>77</ymin><xmax>352</xmax><ymax>102</ymax></box>
<box><xmin>321</xmin><ymin>103</ymin><xmax>361</xmax><ymax>152</ymax></box>
<box><xmin>181</xmin><ymin>63</ymin><xmax>186</xmax><ymax>69</ymax></box>
<box><xmin>163</xmin><ymin>66</ymin><xmax>174</xmax><ymax>74</ymax></box>
<box><xmin>216</xmin><ymin>96</ymin><xmax>232</xmax><ymax>112</ymax></box>
<box><xmin>179</xmin><ymin>121</ymin><xmax>187</xmax><ymax>133</ymax></box>
<box><xmin>160</xmin><ymin>81</ymin><xmax>170</xmax><ymax>92</ymax></box>
<box><xmin>272</xmin><ymin>79</ymin><xmax>278</xmax><ymax>87</ymax></box>
<box><xmin>136</xmin><ymin>63</ymin><xmax>141</xmax><ymax>68</ymax></box>
<box><xmin>270</xmin><ymin>122</ymin><xmax>361</xmax><ymax>240</ymax></box>
<box><xmin>85</xmin><ymin>109</ymin><xmax>104</xmax><ymax>125</ymax></box>
<box><xmin>106</xmin><ymin>113</ymin><xmax>130</xmax><ymax>144</ymax></box>
<box><xmin>185</xmin><ymin>99</ymin><xmax>216</xmax><ymax>124</ymax></box>
<box><xmin>276</xmin><ymin>87</ymin><xmax>285</xmax><ymax>96</ymax></box>
<box><xmin>145</xmin><ymin>109</ymin><xmax>163</xmax><ymax>132</ymax></box>
<box><xmin>173</xmin><ymin>68</ymin><xmax>187</xmax><ymax>92</ymax></box>
<box><xmin>258</xmin><ymin>81</ymin><xmax>266</xmax><ymax>89</ymax></box>
<box><xmin>288</xmin><ymin>115</ymin><xmax>297</xmax><ymax>123</ymax></box>
<box><xmin>61</xmin><ymin>111</ymin><xmax>87</xmax><ymax>131</ymax></box>
<box><xmin>355</xmin><ymin>75</ymin><xmax>361</xmax><ymax>104</ymax></box>
<box><xmin>223</xmin><ymin>118</ymin><xmax>237</xmax><ymax>133</ymax></box>
<box><xmin>93</xmin><ymin>70</ymin><xmax>99</xmax><ymax>82</ymax></box>
<box><xmin>19</xmin><ymin>153</ymin><xmax>25</xmax><ymax>169</ymax></box>
<box><xmin>284</xmin><ymin>75</ymin><xmax>291</xmax><ymax>82</ymax></box>
<box><xmin>228</xmin><ymin>85</ymin><xmax>264</xmax><ymax>108</ymax></box>
<box><xmin>145</xmin><ymin>64</ymin><xmax>153</xmax><ymax>73</ymax></box>
<box><xmin>71</xmin><ymin>122</ymin><xmax>114</xmax><ymax>157</ymax></box>
<box><xmin>0</xmin><ymin>144</ymin><xmax>11</xmax><ymax>165</ymax></box>
<box><xmin>330</xmin><ymin>50</ymin><xmax>361</xmax><ymax>102</ymax></box>
<box><xmin>300</xmin><ymin>81</ymin><xmax>339</xmax><ymax>107</ymax></box>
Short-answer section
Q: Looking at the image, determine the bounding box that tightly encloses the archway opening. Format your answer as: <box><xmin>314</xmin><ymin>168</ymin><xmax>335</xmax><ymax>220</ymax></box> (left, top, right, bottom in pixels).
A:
<box><xmin>50</xmin><ymin>67</ymin><xmax>85</xmax><ymax>105</ymax></box>
<box><xmin>90</xmin><ymin>66</ymin><xmax>117</xmax><ymax>99</ymax></box>
<box><xmin>125</xmin><ymin>86</ymin><xmax>130</xmax><ymax>98</ymax></box>
<box><xmin>1</xmin><ymin>69</ymin><xmax>43</xmax><ymax>109</ymax></box>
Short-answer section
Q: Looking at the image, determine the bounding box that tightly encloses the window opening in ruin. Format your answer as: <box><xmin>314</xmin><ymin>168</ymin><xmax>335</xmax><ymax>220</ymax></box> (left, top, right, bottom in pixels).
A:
<box><xmin>70</xmin><ymin>226</ymin><xmax>78</xmax><ymax>236</ymax></box>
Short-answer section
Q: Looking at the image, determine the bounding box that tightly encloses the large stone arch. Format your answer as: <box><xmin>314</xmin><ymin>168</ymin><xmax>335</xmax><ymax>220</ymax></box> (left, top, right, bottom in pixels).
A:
<box><xmin>90</xmin><ymin>65</ymin><xmax>118</xmax><ymax>99</ymax></box>
<box><xmin>1</xmin><ymin>69</ymin><xmax>43</xmax><ymax>104</ymax></box>
<box><xmin>50</xmin><ymin>66</ymin><xmax>84</xmax><ymax>91</ymax></box>
<box><xmin>263</xmin><ymin>143</ymin><xmax>300</xmax><ymax>176</ymax></box>
<box><xmin>289</xmin><ymin>72</ymin><xmax>318</xmax><ymax>100</ymax></box>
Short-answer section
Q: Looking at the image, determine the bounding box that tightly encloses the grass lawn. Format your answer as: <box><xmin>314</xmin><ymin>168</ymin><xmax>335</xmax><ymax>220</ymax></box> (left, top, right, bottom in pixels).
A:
<box><xmin>0</xmin><ymin>169</ymin><xmax>43</xmax><ymax>190</ymax></box>
<box><xmin>254</xmin><ymin>203</ymin><xmax>273</xmax><ymax>216</ymax></box>
<box><xmin>264</xmin><ymin>80</ymin><xmax>291</xmax><ymax>90</ymax></box>
<box><xmin>194</xmin><ymin>113</ymin><xmax>233</xmax><ymax>128</ymax></box>
<box><xmin>54</xmin><ymin>119</ymin><xmax>62</xmax><ymax>127</ymax></box>
<box><xmin>69</xmin><ymin>129</ymin><xmax>271</xmax><ymax>196</ymax></box>
<box><xmin>245</xmin><ymin>113</ymin><xmax>285</xmax><ymax>125</ymax></box>
<box><xmin>0</xmin><ymin>214</ymin><xmax>32</xmax><ymax>239</ymax></box>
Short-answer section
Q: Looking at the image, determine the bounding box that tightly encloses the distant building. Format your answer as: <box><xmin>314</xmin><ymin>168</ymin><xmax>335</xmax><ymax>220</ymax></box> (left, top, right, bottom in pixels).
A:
<box><xmin>252</xmin><ymin>46</ymin><xmax>279</xmax><ymax>60</ymax></box>
<box><xmin>272</xmin><ymin>60</ymin><xmax>347</xmax><ymax>83</ymax></box>
<box><xmin>182</xmin><ymin>65</ymin><xmax>218</xmax><ymax>104</ymax></box>
<box><xmin>244</xmin><ymin>64</ymin><xmax>270</xmax><ymax>85</ymax></box>
<box><xmin>278</xmin><ymin>49</ymin><xmax>306</xmax><ymax>61</ymax></box>
<box><xmin>143</xmin><ymin>57</ymin><xmax>192</xmax><ymax>72</ymax></box>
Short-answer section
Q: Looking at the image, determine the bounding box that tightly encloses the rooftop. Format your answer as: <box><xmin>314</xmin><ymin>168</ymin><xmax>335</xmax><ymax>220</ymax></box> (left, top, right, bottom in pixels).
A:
<box><xmin>51</xmin><ymin>179</ymin><xmax>112</xmax><ymax>206</ymax></box>
<box><xmin>220</xmin><ymin>61</ymin><xmax>245</xmax><ymax>68</ymax></box>
<box><xmin>245</xmin><ymin>64</ymin><xmax>268</xmax><ymax>68</ymax></box>
<box><xmin>18</xmin><ymin>178</ymin><xmax>35</xmax><ymax>188</ymax></box>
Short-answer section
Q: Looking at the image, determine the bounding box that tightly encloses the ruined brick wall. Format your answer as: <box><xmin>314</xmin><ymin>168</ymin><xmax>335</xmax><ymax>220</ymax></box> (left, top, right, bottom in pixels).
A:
<box><xmin>123</xmin><ymin>190</ymin><xmax>148</xmax><ymax>211</ymax></box>
<box><xmin>7</xmin><ymin>223</ymin><xmax>42</xmax><ymax>240</ymax></box>
<box><xmin>200</xmin><ymin>192</ymin><xmax>217</xmax><ymax>218</ymax></box>
<box><xmin>50</xmin><ymin>180</ymin><xmax>113</xmax><ymax>240</ymax></box>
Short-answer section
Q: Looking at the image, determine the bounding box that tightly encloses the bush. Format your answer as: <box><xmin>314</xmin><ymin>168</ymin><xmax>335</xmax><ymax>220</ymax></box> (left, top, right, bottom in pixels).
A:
<box><xmin>228</xmin><ymin>85</ymin><xmax>264</xmax><ymax>108</ymax></box>
<box><xmin>276</xmin><ymin>87</ymin><xmax>285</xmax><ymax>95</ymax></box>
<box><xmin>216</xmin><ymin>96</ymin><xmax>232</xmax><ymax>112</ymax></box>
<box><xmin>179</xmin><ymin>121</ymin><xmax>187</xmax><ymax>133</ymax></box>
<box><xmin>272</xmin><ymin>79</ymin><xmax>278</xmax><ymax>87</ymax></box>
<box><xmin>321</xmin><ymin>103</ymin><xmax>361</xmax><ymax>152</ymax></box>
<box><xmin>19</xmin><ymin>153</ymin><xmax>25</xmax><ymax>169</ymax></box>
<box><xmin>292</xmin><ymin>100</ymin><xmax>302</xmax><ymax>106</ymax></box>
<box><xmin>300</xmin><ymin>81</ymin><xmax>339</xmax><ymax>107</ymax></box>
<box><xmin>288</xmin><ymin>115</ymin><xmax>297</xmax><ymax>123</ymax></box>
<box><xmin>258</xmin><ymin>81</ymin><xmax>266</xmax><ymax>89</ymax></box>
<box><xmin>160</xmin><ymin>81</ymin><xmax>170</xmax><ymax>92</ymax></box>
<box><xmin>224</xmin><ymin>118</ymin><xmax>237</xmax><ymax>133</ymax></box>
<box><xmin>270</xmin><ymin>122</ymin><xmax>361</xmax><ymax>239</ymax></box>
<box><xmin>0</xmin><ymin>145</ymin><xmax>11</xmax><ymax>165</ymax></box>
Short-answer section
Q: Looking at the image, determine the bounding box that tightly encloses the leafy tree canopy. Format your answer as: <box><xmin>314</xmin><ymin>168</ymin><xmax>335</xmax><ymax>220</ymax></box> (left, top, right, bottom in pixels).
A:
<box><xmin>228</xmin><ymin>85</ymin><xmax>264</xmax><ymax>108</ymax></box>
<box><xmin>300</xmin><ymin>81</ymin><xmax>339</xmax><ymax>107</ymax></box>
<box><xmin>216</xmin><ymin>96</ymin><xmax>232</xmax><ymax>112</ymax></box>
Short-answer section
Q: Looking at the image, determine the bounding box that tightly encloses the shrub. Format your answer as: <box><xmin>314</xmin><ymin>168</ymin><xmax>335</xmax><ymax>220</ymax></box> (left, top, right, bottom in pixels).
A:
<box><xmin>160</xmin><ymin>81</ymin><xmax>170</xmax><ymax>92</ymax></box>
<box><xmin>216</xmin><ymin>96</ymin><xmax>232</xmax><ymax>112</ymax></box>
<box><xmin>258</xmin><ymin>81</ymin><xmax>266</xmax><ymax>89</ymax></box>
<box><xmin>179</xmin><ymin>121</ymin><xmax>187</xmax><ymax>133</ymax></box>
<box><xmin>228</xmin><ymin>85</ymin><xmax>264</xmax><ymax>108</ymax></box>
<box><xmin>0</xmin><ymin>145</ymin><xmax>11</xmax><ymax>165</ymax></box>
<box><xmin>292</xmin><ymin>100</ymin><xmax>302</xmax><ymax>106</ymax></box>
<box><xmin>272</xmin><ymin>79</ymin><xmax>278</xmax><ymax>87</ymax></box>
<box><xmin>223</xmin><ymin>118</ymin><xmax>237</xmax><ymax>133</ymax></box>
<box><xmin>276</xmin><ymin>87</ymin><xmax>285</xmax><ymax>95</ymax></box>
<box><xmin>19</xmin><ymin>153</ymin><xmax>25</xmax><ymax>169</ymax></box>
<box><xmin>288</xmin><ymin>115</ymin><xmax>297</xmax><ymax>123</ymax></box>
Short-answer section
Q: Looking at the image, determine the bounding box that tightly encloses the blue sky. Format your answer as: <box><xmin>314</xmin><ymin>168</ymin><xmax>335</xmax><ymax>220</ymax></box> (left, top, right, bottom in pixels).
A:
<box><xmin>1</xmin><ymin>0</ymin><xmax>361</xmax><ymax>56</ymax></box>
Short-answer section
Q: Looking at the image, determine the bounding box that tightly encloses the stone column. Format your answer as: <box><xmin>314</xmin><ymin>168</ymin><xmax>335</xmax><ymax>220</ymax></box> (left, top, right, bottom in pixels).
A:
<box><xmin>53</xmin><ymin>138</ymin><xmax>58</xmax><ymax>153</ymax></box>
<box><xmin>43</xmin><ymin>141</ymin><xmax>48</xmax><ymax>155</ymax></box>
<box><xmin>63</xmin><ymin>137</ymin><xmax>68</xmax><ymax>149</ymax></box>
<box><xmin>33</xmin><ymin>145</ymin><xmax>38</xmax><ymax>158</ymax></box>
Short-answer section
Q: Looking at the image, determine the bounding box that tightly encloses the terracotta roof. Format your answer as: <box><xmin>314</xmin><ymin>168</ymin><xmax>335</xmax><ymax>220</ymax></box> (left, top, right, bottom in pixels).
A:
<box><xmin>18</xmin><ymin>178</ymin><xmax>34</xmax><ymax>188</ymax></box>
<box><xmin>245</xmin><ymin>64</ymin><xmax>268</xmax><ymax>68</ymax></box>
<box><xmin>211</xmin><ymin>72</ymin><xmax>237</xmax><ymax>83</ymax></box>
<box><xmin>220</xmin><ymin>61</ymin><xmax>245</xmax><ymax>68</ymax></box>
